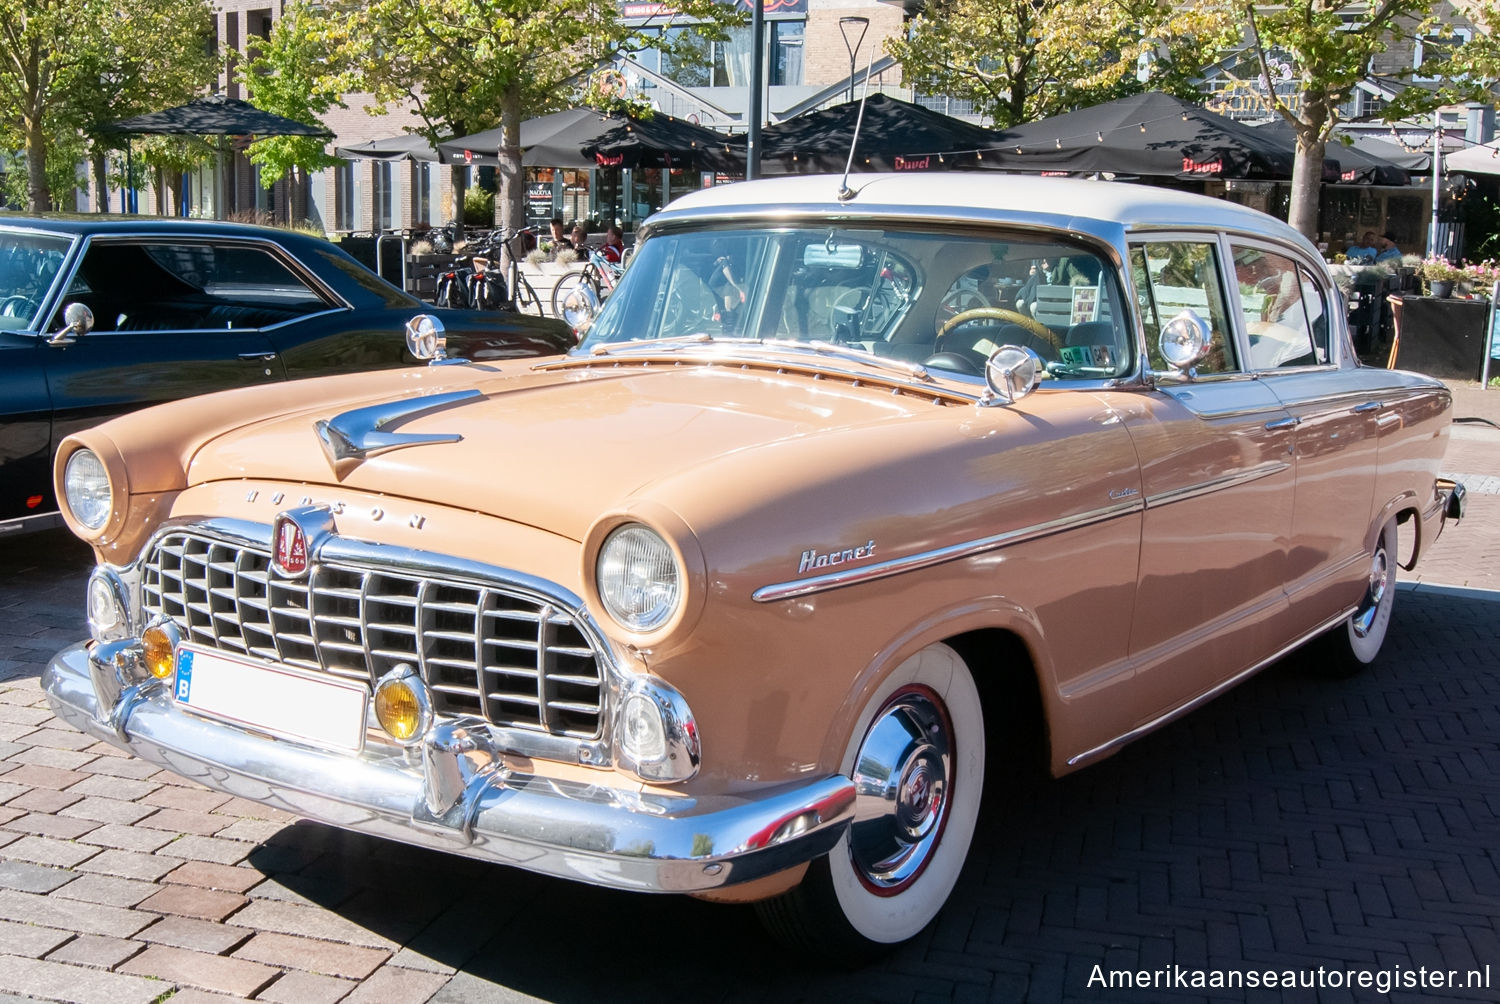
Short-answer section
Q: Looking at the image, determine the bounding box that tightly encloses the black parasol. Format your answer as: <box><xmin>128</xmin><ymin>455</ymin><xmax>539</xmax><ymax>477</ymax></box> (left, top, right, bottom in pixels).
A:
<box><xmin>736</xmin><ymin>94</ymin><xmax>1008</xmax><ymax>173</ymax></box>
<box><xmin>440</xmin><ymin>108</ymin><xmax>736</xmax><ymax>170</ymax></box>
<box><xmin>1254</xmin><ymin>120</ymin><xmax>1410</xmax><ymax>186</ymax></box>
<box><xmin>105</xmin><ymin>94</ymin><xmax>330</xmax><ymax>138</ymax></box>
<box><xmin>334</xmin><ymin>134</ymin><xmax>443</xmax><ymax>163</ymax></box>
<box><xmin>984</xmin><ymin>92</ymin><xmax>1330</xmax><ymax>181</ymax></box>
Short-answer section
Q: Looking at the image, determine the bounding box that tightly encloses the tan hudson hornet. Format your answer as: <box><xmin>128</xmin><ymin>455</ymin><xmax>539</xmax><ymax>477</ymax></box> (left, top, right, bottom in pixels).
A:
<box><xmin>45</xmin><ymin>175</ymin><xmax>1466</xmax><ymax>953</ymax></box>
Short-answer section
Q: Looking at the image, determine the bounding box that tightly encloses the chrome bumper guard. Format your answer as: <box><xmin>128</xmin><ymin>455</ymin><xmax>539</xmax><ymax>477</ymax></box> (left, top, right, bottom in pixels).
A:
<box><xmin>44</xmin><ymin>641</ymin><xmax>854</xmax><ymax>894</ymax></box>
<box><xmin>1437</xmin><ymin>477</ymin><xmax>1467</xmax><ymax>522</ymax></box>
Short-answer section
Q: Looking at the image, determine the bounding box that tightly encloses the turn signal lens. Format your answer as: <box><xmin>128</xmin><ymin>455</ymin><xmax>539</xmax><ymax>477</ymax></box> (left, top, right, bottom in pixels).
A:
<box><xmin>141</xmin><ymin>625</ymin><xmax>176</xmax><ymax>680</ymax></box>
<box><xmin>373</xmin><ymin>666</ymin><xmax>431</xmax><ymax>744</ymax></box>
<box><xmin>376</xmin><ymin>681</ymin><xmax>420</xmax><ymax>740</ymax></box>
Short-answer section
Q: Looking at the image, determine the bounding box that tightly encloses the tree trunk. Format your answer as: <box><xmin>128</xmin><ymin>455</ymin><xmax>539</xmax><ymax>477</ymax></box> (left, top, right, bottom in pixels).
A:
<box><xmin>1287</xmin><ymin>129</ymin><xmax>1325</xmax><ymax>241</ymax></box>
<box><xmin>448</xmin><ymin>163</ymin><xmax>466</xmax><ymax>229</ymax></box>
<box><xmin>25</xmin><ymin>118</ymin><xmax>50</xmax><ymax>213</ymax></box>
<box><xmin>497</xmin><ymin>82</ymin><xmax>526</xmax><ymax>241</ymax></box>
<box><xmin>91</xmin><ymin>153</ymin><xmax>108</xmax><ymax>213</ymax></box>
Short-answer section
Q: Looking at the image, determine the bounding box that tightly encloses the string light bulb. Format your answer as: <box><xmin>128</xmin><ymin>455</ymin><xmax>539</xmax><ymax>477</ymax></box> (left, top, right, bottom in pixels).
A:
<box><xmin>1097</xmin><ymin>131</ymin><xmax>1104</xmax><ymax>142</ymax></box>
<box><xmin>1056</xmin><ymin>138</ymin><xmax>1062</xmax><ymax>148</ymax></box>
<box><xmin>1139</xmin><ymin>122</ymin><xmax>1147</xmax><ymax>133</ymax></box>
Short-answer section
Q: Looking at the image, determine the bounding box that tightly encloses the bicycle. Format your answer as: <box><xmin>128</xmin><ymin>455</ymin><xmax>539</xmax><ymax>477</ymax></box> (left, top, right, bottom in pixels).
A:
<box><xmin>435</xmin><ymin>227</ymin><xmax>542</xmax><ymax>315</ymax></box>
<box><xmin>552</xmin><ymin>245</ymin><xmax>627</xmax><ymax>328</ymax></box>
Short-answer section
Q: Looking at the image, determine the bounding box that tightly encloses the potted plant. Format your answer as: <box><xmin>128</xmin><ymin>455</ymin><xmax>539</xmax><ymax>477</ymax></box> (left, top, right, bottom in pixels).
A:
<box><xmin>1418</xmin><ymin>256</ymin><xmax>1464</xmax><ymax>298</ymax></box>
<box><xmin>1462</xmin><ymin>259</ymin><xmax>1500</xmax><ymax>300</ymax></box>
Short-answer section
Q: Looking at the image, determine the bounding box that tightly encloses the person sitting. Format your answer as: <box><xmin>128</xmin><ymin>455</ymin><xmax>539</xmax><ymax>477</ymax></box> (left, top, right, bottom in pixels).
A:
<box><xmin>570</xmin><ymin>221</ymin><xmax>590</xmax><ymax>251</ymax></box>
<box><xmin>547</xmin><ymin>216</ymin><xmax>572</xmax><ymax>254</ymax></box>
<box><xmin>601</xmin><ymin>225</ymin><xmax>626</xmax><ymax>264</ymax></box>
<box><xmin>1374</xmin><ymin>230</ymin><xmax>1403</xmax><ymax>263</ymax></box>
<box><xmin>1345</xmin><ymin>231</ymin><xmax>1378</xmax><ymax>264</ymax></box>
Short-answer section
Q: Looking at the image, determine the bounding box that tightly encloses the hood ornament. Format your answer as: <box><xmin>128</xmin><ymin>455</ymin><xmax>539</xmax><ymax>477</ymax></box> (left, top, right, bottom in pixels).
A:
<box><xmin>315</xmin><ymin>389</ymin><xmax>482</xmax><ymax>479</ymax></box>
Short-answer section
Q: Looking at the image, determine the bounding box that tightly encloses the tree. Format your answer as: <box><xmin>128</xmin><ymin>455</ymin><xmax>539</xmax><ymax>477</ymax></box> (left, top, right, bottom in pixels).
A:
<box><xmin>313</xmin><ymin>0</ymin><xmax>739</xmax><ymax>234</ymax></box>
<box><xmin>239</xmin><ymin>4</ymin><xmax>342</xmax><ymax>224</ymax></box>
<box><xmin>1229</xmin><ymin>0</ymin><xmax>1500</xmax><ymax>239</ymax></box>
<box><xmin>0</xmin><ymin>0</ymin><xmax>215</xmax><ymax>212</ymax></box>
<box><xmin>886</xmin><ymin>0</ymin><xmax>1237</xmax><ymax>128</ymax></box>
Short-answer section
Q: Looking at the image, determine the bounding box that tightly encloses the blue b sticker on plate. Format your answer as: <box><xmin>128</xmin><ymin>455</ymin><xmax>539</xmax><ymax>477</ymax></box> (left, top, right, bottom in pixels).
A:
<box><xmin>174</xmin><ymin>649</ymin><xmax>194</xmax><ymax>702</ymax></box>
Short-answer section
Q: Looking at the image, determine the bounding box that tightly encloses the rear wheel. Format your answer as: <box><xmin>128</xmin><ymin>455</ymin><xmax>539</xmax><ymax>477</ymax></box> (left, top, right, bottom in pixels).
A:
<box><xmin>1312</xmin><ymin>519</ymin><xmax>1398</xmax><ymax>675</ymax></box>
<box><xmin>756</xmin><ymin>643</ymin><xmax>984</xmax><ymax>955</ymax></box>
<box><xmin>510</xmin><ymin>275</ymin><xmax>541</xmax><ymax>315</ymax></box>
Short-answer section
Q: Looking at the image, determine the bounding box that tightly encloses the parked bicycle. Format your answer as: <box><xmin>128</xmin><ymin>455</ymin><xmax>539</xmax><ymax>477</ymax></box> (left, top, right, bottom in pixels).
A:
<box><xmin>434</xmin><ymin>227</ymin><xmax>542</xmax><ymax>315</ymax></box>
<box><xmin>552</xmin><ymin>244</ymin><xmax>628</xmax><ymax>328</ymax></box>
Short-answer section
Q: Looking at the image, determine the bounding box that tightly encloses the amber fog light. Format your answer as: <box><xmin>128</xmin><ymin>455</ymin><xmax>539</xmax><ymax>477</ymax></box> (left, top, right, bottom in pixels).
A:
<box><xmin>141</xmin><ymin>621</ymin><xmax>181</xmax><ymax>680</ymax></box>
<box><xmin>374</xmin><ymin>665</ymin><xmax>431</xmax><ymax>744</ymax></box>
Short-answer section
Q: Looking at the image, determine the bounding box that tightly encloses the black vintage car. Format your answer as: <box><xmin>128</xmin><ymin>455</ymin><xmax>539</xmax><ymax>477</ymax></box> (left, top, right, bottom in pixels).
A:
<box><xmin>0</xmin><ymin>217</ymin><xmax>572</xmax><ymax>536</ymax></box>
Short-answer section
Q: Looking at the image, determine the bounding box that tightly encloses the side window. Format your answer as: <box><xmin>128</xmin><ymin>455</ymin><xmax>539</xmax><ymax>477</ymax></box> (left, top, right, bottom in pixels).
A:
<box><xmin>58</xmin><ymin>241</ymin><xmax>328</xmax><ymax>333</ymax></box>
<box><xmin>1130</xmin><ymin>241</ymin><xmax>1238</xmax><ymax>375</ymax></box>
<box><xmin>1231</xmin><ymin>245</ymin><xmax>1318</xmax><ymax>370</ymax></box>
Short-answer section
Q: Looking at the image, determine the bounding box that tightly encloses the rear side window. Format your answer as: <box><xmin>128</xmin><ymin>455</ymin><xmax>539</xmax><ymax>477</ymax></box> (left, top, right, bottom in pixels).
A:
<box><xmin>1231</xmin><ymin>244</ymin><xmax>1320</xmax><ymax>369</ymax></box>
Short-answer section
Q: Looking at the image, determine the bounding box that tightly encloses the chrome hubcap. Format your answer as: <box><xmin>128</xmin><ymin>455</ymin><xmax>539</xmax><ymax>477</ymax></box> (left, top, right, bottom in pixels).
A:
<box><xmin>847</xmin><ymin>688</ymin><xmax>952</xmax><ymax>892</ymax></box>
<box><xmin>1352</xmin><ymin>546</ymin><xmax>1390</xmax><ymax>638</ymax></box>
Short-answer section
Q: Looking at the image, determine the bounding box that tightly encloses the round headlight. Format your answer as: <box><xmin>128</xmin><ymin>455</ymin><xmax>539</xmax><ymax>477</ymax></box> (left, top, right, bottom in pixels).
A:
<box><xmin>64</xmin><ymin>449</ymin><xmax>112</xmax><ymax>530</ymax></box>
<box><xmin>597</xmin><ymin>524</ymin><xmax>681</xmax><ymax>632</ymax></box>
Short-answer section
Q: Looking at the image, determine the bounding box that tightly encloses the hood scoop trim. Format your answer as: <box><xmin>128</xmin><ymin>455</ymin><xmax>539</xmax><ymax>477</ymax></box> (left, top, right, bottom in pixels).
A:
<box><xmin>315</xmin><ymin>389</ymin><xmax>483</xmax><ymax>479</ymax></box>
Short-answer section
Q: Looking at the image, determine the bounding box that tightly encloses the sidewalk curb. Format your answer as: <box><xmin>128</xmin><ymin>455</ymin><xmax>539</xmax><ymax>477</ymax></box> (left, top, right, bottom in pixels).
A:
<box><xmin>1397</xmin><ymin>580</ymin><xmax>1500</xmax><ymax>602</ymax></box>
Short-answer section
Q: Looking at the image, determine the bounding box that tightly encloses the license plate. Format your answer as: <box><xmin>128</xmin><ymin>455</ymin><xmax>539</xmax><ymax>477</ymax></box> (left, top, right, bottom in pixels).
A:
<box><xmin>172</xmin><ymin>646</ymin><xmax>368</xmax><ymax>753</ymax></box>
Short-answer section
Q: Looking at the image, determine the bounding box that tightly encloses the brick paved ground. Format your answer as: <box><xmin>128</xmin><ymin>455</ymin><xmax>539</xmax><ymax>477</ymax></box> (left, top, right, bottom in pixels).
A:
<box><xmin>0</xmin><ymin>381</ymin><xmax>1496</xmax><ymax>1003</ymax></box>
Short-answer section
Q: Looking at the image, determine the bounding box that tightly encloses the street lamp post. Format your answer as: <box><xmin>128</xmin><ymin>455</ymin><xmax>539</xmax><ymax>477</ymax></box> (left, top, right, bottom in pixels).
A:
<box><xmin>839</xmin><ymin>16</ymin><xmax>869</xmax><ymax>103</ymax></box>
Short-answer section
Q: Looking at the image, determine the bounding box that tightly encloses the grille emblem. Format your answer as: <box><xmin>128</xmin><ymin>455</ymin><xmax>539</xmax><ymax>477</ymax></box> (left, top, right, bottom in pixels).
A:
<box><xmin>271</xmin><ymin>506</ymin><xmax>334</xmax><ymax>578</ymax></box>
<box><xmin>274</xmin><ymin>516</ymin><xmax>309</xmax><ymax>577</ymax></box>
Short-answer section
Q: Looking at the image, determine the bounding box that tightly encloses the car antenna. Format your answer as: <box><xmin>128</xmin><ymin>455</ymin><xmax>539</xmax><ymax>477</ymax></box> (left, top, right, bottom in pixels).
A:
<box><xmin>837</xmin><ymin>61</ymin><xmax>876</xmax><ymax>202</ymax></box>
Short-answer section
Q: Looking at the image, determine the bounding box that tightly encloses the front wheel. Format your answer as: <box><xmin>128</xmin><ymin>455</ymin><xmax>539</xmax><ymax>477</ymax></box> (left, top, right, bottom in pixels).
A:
<box><xmin>756</xmin><ymin>643</ymin><xmax>984</xmax><ymax>954</ymax></box>
<box><xmin>509</xmin><ymin>275</ymin><xmax>541</xmax><ymax>315</ymax></box>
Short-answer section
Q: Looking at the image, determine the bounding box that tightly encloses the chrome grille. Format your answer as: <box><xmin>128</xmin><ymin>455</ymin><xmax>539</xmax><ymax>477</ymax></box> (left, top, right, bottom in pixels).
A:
<box><xmin>141</xmin><ymin>531</ymin><xmax>604</xmax><ymax>739</ymax></box>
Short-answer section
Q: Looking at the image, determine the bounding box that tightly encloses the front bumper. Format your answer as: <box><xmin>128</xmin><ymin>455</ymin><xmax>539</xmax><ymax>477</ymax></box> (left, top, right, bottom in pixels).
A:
<box><xmin>44</xmin><ymin>640</ymin><xmax>854</xmax><ymax>894</ymax></box>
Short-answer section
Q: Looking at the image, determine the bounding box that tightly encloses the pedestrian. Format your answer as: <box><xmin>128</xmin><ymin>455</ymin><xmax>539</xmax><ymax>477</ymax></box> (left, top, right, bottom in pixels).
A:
<box><xmin>1375</xmin><ymin>230</ymin><xmax>1403</xmax><ymax>263</ymax></box>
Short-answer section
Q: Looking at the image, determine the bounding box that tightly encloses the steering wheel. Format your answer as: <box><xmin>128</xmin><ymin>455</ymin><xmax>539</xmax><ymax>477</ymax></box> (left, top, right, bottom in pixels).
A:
<box><xmin>0</xmin><ymin>295</ymin><xmax>38</xmax><ymax>319</ymax></box>
<box><xmin>936</xmin><ymin>306</ymin><xmax>1060</xmax><ymax>355</ymax></box>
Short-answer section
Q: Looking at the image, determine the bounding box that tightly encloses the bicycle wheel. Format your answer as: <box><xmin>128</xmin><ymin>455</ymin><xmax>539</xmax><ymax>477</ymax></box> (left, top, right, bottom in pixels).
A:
<box><xmin>552</xmin><ymin>270</ymin><xmax>600</xmax><ymax>326</ymax></box>
<box><xmin>510</xmin><ymin>275</ymin><xmax>541</xmax><ymax>315</ymax></box>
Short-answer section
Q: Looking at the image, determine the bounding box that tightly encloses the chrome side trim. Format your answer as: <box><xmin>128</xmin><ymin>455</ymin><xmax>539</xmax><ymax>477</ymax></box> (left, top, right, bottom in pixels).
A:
<box><xmin>753</xmin><ymin>499</ymin><xmax>1142</xmax><ymax>603</ymax></box>
<box><xmin>1066</xmin><ymin>604</ymin><xmax>1356</xmax><ymax>768</ymax></box>
<box><xmin>1143</xmin><ymin>460</ymin><xmax>1290</xmax><ymax>509</ymax></box>
<box><xmin>0</xmin><ymin>510</ymin><xmax>65</xmax><ymax>537</ymax></box>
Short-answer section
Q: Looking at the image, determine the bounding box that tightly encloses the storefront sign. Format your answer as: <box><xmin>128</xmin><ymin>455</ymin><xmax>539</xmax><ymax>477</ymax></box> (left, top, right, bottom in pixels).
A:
<box><xmin>893</xmin><ymin>155</ymin><xmax>931</xmax><ymax>171</ymax></box>
<box><xmin>1181</xmin><ymin>157</ymin><xmax>1223</xmax><ymax>175</ymax></box>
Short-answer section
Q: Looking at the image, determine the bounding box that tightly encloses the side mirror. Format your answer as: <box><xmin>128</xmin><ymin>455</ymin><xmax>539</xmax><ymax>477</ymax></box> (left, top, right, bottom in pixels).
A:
<box><xmin>980</xmin><ymin>344</ymin><xmax>1043</xmax><ymax>407</ymax></box>
<box><xmin>404</xmin><ymin>313</ymin><xmax>466</xmax><ymax>365</ymax></box>
<box><xmin>47</xmin><ymin>302</ymin><xmax>94</xmax><ymax>346</ymax></box>
<box><xmin>1158</xmin><ymin>310</ymin><xmax>1213</xmax><ymax>372</ymax></box>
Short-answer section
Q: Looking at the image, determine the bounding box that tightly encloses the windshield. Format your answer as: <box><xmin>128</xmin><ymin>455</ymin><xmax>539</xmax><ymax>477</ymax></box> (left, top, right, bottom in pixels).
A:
<box><xmin>580</xmin><ymin>225</ymin><xmax>1134</xmax><ymax>380</ymax></box>
<box><xmin>0</xmin><ymin>231</ymin><xmax>71</xmax><ymax>331</ymax></box>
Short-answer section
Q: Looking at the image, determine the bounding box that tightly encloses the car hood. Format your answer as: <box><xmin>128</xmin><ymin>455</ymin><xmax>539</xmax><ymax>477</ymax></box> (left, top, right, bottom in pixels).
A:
<box><xmin>184</xmin><ymin>361</ymin><xmax>938</xmax><ymax>541</ymax></box>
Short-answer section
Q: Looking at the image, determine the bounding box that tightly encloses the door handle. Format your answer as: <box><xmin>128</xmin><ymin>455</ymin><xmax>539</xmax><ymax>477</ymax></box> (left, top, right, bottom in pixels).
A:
<box><xmin>1264</xmin><ymin>416</ymin><xmax>1301</xmax><ymax>430</ymax></box>
<box><xmin>238</xmin><ymin>352</ymin><xmax>278</xmax><ymax>362</ymax></box>
<box><xmin>1352</xmin><ymin>401</ymin><xmax>1381</xmax><ymax>413</ymax></box>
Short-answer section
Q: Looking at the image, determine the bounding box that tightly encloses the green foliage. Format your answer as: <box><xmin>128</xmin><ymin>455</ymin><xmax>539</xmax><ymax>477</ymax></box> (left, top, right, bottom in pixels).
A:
<box><xmin>307</xmin><ymin>0</ymin><xmax>741</xmax><ymax>229</ymax></box>
<box><xmin>886</xmin><ymin>0</ymin><xmax>1237</xmax><ymax>127</ymax></box>
<box><xmin>0</xmin><ymin>0</ymin><xmax>216</xmax><ymax>210</ymax></box>
<box><xmin>0</xmin><ymin>134</ymin><xmax>86</xmax><ymax>209</ymax></box>
<box><xmin>239</xmin><ymin>3</ymin><xmax>342</xmax><ymax>189</ymax></box>
<box><xmin>463</xmin><ymin>186</ymin><xmax>494</xmax><ymax>226</ymax></box>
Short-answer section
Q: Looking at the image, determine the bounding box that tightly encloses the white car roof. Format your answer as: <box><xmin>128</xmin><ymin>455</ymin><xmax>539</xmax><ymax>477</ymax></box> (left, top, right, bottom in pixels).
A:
<box><xmin>652</xmin><ymin>173</ymin><xmax>1316</xmax><ymax>257</ymax></box>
